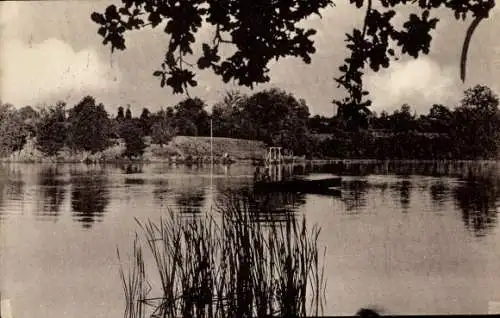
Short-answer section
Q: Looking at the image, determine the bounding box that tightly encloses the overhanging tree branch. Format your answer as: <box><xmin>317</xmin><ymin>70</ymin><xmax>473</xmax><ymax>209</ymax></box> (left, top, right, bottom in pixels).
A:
<box><xmin>460</xmin><ymin>15</ymin><xmax>484</xmax><ymax>82</ymax></box>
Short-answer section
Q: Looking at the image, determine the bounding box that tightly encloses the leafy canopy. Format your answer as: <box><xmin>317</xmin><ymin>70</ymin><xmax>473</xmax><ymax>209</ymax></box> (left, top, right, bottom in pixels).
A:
<box><xmin>67</xmin><ymin>96</ymin><xmax>112</xmax><ymax>153</ymax></box>
<box><xmin>91</xmin><ymin>0</ymin><xmax>494</xmax><ymax>123</ymax></box>
<box><xmin>36</xmin><ymin>102</ymin><xmax>68</xmax><ymax>156</ymax></box>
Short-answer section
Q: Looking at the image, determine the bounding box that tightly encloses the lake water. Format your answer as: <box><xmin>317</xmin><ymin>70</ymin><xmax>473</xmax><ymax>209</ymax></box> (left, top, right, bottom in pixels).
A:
<box><xmin>1</xmin><ymin>161</ymin><xmax>500</xmax><ymax>317</ymax></box>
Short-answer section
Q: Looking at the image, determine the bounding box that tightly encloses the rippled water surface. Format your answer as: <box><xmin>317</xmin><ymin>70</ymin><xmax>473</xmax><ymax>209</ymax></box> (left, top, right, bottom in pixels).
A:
<box><xmin>1</xmin><ymin>162</ymin><xmax>500</xmax><ymax>317</ymax></box>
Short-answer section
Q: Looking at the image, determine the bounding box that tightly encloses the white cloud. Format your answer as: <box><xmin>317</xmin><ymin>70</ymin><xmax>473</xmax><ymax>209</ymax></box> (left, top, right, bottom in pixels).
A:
<box><xmin>0</xmin><ymin>37</ymin><xmax>121</xmax><ymax>107</ymax></box>
<box><xmin>365</xmin><ymin>57</ymin><xmax>462</xmax><ymax>114</ymax></box>
<box><xmin>0</xmin><ymin>1</ymin><xmax>20</xmax><ymax>25</ymax></box>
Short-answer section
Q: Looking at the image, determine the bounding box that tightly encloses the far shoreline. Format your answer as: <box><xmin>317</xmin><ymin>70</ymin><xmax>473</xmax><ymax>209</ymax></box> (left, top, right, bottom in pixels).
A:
<box><xmin>2</xmin><ymin>158</ymin><xmax>499</xmax><ymax>165</ymax></box>
<box><xmin>2</xmin><ymin>135</ymin><xmax>499</xmax><ymax>166</ymax></box>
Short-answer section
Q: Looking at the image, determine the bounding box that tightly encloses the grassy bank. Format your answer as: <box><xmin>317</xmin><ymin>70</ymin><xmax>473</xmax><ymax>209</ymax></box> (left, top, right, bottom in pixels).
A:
<box><xmin>148</xmin><ymin>136</ymin><xmax>267</xmax><ymax>163</ymax></box>
<box><xmin>0</xmin><ymin>136</ymin><xmax>267</xmax><ymax>164</ymax></box>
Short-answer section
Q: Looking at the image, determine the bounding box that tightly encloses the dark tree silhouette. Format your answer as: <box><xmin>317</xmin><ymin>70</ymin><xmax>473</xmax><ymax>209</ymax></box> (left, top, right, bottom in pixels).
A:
<box><xmin>117</xmin><ymin>106</ymin><xmax>125</xmax><ymax>120</ymax></box>
<box><xmin>67</xmin><ymin>96</ymin><xmax>112</xmax><ymax>153</ymax></box>
<box><xmin>212</xmin><ymin>90</ymin><xmax>247</xmax><ymax>138</ymax></box>
<box><xmin>139</xmin><ymin>107</ymin><xmax>152</xmax><ymax>135</ymax></box>
<box><xmin>35</xmin><ymin>102</ymin><xmax>68</xmax><ymax>156</ymax></box>
<box><xmin>427</xmin><ymin>104</ymin><xmax>453</xmax><ymax>133</ymax></box>
<box><xmin>91</xmin><ymin>0</ymin><xmax>494</xmax><ymax>128</ymax></box>
<box><xmin>451</xmin><ymin>85</ymin><xmax>500</xmax><ymax>159</ymax></box>
<box><xmin>120</xmin><ymin>121</ymin><xmax>147</xmax><ymax>158</ymax></box>
<box><xmin>390</xmin><ymin>104</ymin><xmax>416</xmax><ymax>133</ymax></box>
<box><xmin>125</xmin><ymin>105</ymin><xmax>132</xmax><ymax>120</ymax></box>
<box><xmin>173</xmin><ymin>97</ymin><xmax>210</xmax><ymax>136</ymax></box>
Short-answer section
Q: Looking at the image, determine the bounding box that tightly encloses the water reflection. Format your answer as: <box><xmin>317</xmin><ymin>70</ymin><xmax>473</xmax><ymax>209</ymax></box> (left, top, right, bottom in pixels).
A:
<box><xmin>429</xmin><ymin>181</ymin><xmax>451</xmax><ymax>208</ymax></box>
<box><xmin>342</xmin><ymin>180</ymin><xmax>369</xmax><ymax>213</ymax></box>
<box><xmin>397</xmin><ymin>179</ymin><xmax>412</xmax><ymax>211</ymax></box>
<box><xmin>454</xmin><ymin>178</ymin><xmax>499</xmax><ymax>237</ymax></box>
<box><xmin>216</xmin><ymin>188</ymin><xmax>306</xmax><ymax>224</ymax></box>
<box><xmin>175</xmin><ymin>189</ymin><xmax>206</xmax><ymax>214</ymax></box>
<box><xmin>35</xmin><ymin>166</ymin><xmax>67</xmax><ymax>222</ymax></box>
<box><xmin>124</xmin><ymin>178</ymin><xmax>146</xmax><ymax>185</ymax></box>
<box><xmin>5</xmin><ymin>167</ymin><xmax>24</xmax><ymax>201</ymax></box>
<box><xmin>70</xmin><ymin>167</ymin><xmax>110</xmax><ymax>229</ymax></box>
<box><xmin>0</xmin><ymin>161</ymin><xmax>499</xmax><ymax>238</ymax></box>
<box><xmin>320</xmin><ymin>161</ymin><xmax>499</xmax><ymax>179</ymax></box>
<box><xmin>0</xmin><ymin>165</ymin><xmax>26</xmax><ymax>221</ymax></box>
<box><xmin>119</xmin><ymin>163</ymin><xmax>144</xmax><ymax>174</ymax></box>
<box><xmin>152</xmin><ymin>179</ymin><xmax>170</xmax><ymax>203</ymax></box>
<box><xmin>4</xmin><ymin>162</ymin><xmax>500</xmax><ymax>318</ymax></box>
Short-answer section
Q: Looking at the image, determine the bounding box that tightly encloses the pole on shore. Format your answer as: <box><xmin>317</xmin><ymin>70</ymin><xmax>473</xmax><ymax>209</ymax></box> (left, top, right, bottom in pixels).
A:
<box><xmin>209</xmin><ymin>118</ymin><xmax>214</xmax><ymax>211</ymax></box>
<box><xmin>210</xmin><ymin>118</ymin><xmax>213</xmax><ymax>165</ymax></box>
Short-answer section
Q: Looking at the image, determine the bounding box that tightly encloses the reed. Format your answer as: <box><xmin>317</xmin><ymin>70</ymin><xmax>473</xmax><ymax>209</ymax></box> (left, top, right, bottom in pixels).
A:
<box><xmin>118</xmin><ymin>196</ymin><xmax>326</xmax><ymax>318</ymax></box>
<box><xmin>117</xmin><ymin>234</ymin><xmax>150</xmax><ymax>318</ymax></box>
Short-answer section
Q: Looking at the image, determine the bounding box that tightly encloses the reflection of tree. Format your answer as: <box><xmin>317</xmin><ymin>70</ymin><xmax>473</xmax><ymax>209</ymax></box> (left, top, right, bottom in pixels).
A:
<box><xmin>398</xmin><ymin>180</ymin><xmax>411</xmax><ymax>211</ymax></box>
<box><xmin>216</xmin><ymin>188</ymin><xmax>306</xmax><ymax>224</ymax></box>
<box><xmin>0</xmin><ymin>166</ymin><xmax>24</xmax><ymax>221</ymax></box>
<box><xmin>152</xmin><ymin>179</ymin><xmax>169</xmax><ymax>204</ymax></box>
<box><xmin>315</xmin><ymin>161</ymin><xmax>500</xmax><ymax>181</ymax></box>
<box><xmin>71</xmin><ymin>173</ymin><xmax>110</xmax><ymax>229</ymax></box>
<box><xmin>454</xmin><ymin>180</ymin><xmax>499</xmax><ymax>237</ymax></box>
<box><xmin>341</xmin><ymin>180</ymin><xmax>369</xmax><ymax>213</ymax></box>
<box><xmin>5</xmin><ymin>169</ymin><xmax>24</xmax><ymax>201</ymax></box>
<box><xmin>36</xmin><ymin>166</ymin><xmax>66</xmax><ymax>221</ymax></box>
<box><xmin>385</xmin><ymin>179</ymin><xmax>412</xmax><ymax>212</ymax></box>
<box><xmin>175</xmin><ymin>188</ymin><xmax>206</xmax><ymax>215</ymax></box>
<box><xmin>119</xmin><ymin>163</ymin><xmax>144</xmax><ymax>174</ymax></box>
<box><xmin>429</xmin><ymin>181</ymin><xmax>450</xmax><ymax>209</ymax></box>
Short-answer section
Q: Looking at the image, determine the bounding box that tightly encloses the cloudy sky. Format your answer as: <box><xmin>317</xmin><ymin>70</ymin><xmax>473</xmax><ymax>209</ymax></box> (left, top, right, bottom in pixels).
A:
<box><xmin>1</xmin><ymin>1</ymin><xmax>499</xmax><ymax>116</ymax></box>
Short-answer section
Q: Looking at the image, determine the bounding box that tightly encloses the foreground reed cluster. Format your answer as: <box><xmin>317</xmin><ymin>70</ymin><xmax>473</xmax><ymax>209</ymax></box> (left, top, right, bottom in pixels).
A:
<box><xmin>117</xmin><ymin>196</ymin><xmax>326</xmax><ymax>318</ymax></box>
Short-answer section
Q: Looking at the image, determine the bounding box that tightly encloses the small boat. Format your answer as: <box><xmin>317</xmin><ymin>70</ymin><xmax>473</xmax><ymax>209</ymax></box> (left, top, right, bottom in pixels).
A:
<box><xmin>254</xmin><ymin>177</ymin><xmax>342</xmax><ymax>195</ymax></box>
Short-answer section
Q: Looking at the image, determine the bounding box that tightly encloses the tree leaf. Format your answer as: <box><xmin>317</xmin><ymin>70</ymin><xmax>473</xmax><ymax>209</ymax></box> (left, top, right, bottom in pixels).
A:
<box><xmin>91</xmin><ymin>12</ymin><xmax>106</xmax><ymax>25</ymax></box>
<box><xmin>97</xmin><ymin>27</ymin><xmax>107</xmax><ymax>37</ymax></box>
<box><xmin>118</xmin><ymin>7</ymin><xmax>130</xmax><ymax>16</ymax></box>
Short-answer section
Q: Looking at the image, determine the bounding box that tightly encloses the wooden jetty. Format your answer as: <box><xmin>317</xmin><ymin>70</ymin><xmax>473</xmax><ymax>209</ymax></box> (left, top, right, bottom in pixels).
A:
<box><xmin>256</xmin><ymin>147</ymin><xmax>342</xmax><ymax>195</ymax></box>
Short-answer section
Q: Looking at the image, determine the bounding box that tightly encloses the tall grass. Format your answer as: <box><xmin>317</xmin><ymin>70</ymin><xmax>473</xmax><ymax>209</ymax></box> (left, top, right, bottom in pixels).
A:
<box><xmin>118</xmin><ymin>196</ymin><xmax>326</xmax><ymax>318</ymax></box>
<box><xmin>118</xmin><ymin>234</ymin><xmax>150</xmax><ymax>318</ymax></box>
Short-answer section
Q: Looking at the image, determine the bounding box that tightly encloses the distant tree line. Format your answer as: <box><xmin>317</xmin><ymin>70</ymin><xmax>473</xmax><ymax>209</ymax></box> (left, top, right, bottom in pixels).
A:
<box><xmin>0</xmin><ymin>84</ymin><xmax>499</xmax><ymax>160</ymax></box>
<box><xmin>309</xmin><ymin>85</ymin><xmax>500</xmax><ymax>160</ymax></box>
